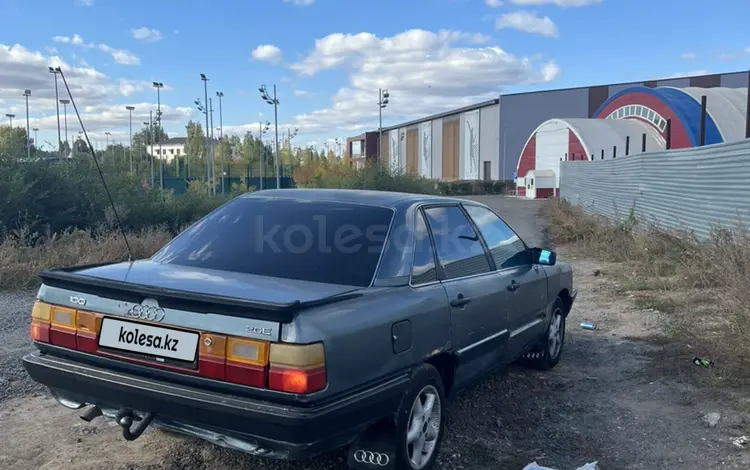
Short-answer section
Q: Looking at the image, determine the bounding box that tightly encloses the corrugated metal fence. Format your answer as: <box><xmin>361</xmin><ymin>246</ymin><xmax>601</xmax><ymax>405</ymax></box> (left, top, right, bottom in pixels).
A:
<box><xmin>559</xmin><ymin>139</ymin><xmax>750</xmax><ymax>239</ymax></box>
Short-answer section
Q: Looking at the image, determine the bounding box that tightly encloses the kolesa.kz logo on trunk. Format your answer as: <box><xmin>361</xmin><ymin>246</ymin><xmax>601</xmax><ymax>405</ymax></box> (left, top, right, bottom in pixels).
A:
<box><xmin>117</xmin><ymin>325</ymin><xmax>179</xmax><ymax>352</ymax></box>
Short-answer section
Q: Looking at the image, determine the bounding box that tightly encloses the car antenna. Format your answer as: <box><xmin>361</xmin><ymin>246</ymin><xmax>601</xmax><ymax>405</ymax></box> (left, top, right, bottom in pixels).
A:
<box><xmin>55</xmin><ymin>66</ymin><xmax>134</xmax><ymax>262</ymax></box>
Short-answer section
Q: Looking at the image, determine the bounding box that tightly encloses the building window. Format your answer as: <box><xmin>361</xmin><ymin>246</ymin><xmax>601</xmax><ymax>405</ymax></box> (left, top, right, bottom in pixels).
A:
<box><xmin>156</xmin><ymin>149</ymin><xmax>160</xmax><ymax>155</ymax></box>
<box><xmin>606</xmin><ymin>104</ymin><xmax>667</xmax><ymax>133</ymax></box>
<box><xmin>176</xmin><ymin>148</ymin><xmax>181</xmax><ymax>155</ymax></box>
<box><xmin>659</xmin><ymin>120</ymin><xmax>667</xmax><ymax>132</ymax></box>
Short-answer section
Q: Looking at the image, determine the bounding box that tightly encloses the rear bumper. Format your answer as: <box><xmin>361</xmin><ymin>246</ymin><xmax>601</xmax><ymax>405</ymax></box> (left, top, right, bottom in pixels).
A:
<box><xmin>22</xmin><ymin>347</ymin><xmax>408</xmax><ymax>460</ymax></box>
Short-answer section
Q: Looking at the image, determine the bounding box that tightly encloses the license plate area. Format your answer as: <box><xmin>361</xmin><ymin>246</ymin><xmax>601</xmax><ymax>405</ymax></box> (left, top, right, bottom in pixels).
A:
<box><xmin>98</xmin><ymin>317</ymin><xmax>200</xmax><ymax>367</ymax></box>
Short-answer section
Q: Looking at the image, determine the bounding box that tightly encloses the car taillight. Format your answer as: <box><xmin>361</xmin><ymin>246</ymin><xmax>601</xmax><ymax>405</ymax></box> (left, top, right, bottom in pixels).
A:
<box><xmin>198</xmin><ymin>333</ymin><xmax>269</xmax><ymax>388</ymax></box>
<box><xmin>268</xmin><ymin>343</ymin><xmax>327</xmax><ymax>394</ymax></box>
<box><xmin>30</xmin><ymin>301</ymin><xmax>102</xmax><ymax>351</ymax></box>
<box><xmin>30</xmin><ymin>301</ymin><xmax>51</xmax><ymax>343</ymax></box>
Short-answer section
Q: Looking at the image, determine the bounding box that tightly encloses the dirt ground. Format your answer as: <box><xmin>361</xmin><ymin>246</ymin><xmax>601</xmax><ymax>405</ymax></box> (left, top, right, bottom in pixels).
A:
<box><xmin>2</xmin><ymin>197</ymin><xmax>750</xmax><ymax>470</ymax></box>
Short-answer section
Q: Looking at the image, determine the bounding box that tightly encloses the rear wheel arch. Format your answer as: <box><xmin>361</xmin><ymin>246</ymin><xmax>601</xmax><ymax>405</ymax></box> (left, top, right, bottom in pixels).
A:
<box><xmin>426</xmin><ymin>353</ymin><xmax>456</xmax><ymax>398</ymax></box>
<box><xmin>557</xmin><ymin>288</ymin><xmax>573</xmax><ymax>316</ymax></box>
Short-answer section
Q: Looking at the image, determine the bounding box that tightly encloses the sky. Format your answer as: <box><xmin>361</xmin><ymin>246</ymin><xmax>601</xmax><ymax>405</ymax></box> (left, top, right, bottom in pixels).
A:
<box><xmin>1</xmin><ymin>0</ymin><xmax>749</xmax><ymax>153</ymax></box>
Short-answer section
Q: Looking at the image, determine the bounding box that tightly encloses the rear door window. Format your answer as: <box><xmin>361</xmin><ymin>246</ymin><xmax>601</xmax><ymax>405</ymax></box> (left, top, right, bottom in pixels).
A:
<box><xmin>152</xmin><ymin>196</ymin><xmax>394</xmax><ymax>287</ymax></box>
<box><xmin>423</xmin><ymin>206</ymin><xmax>491</xmax><ymax>280</ymax></box>
<box><xmin>411</xmin><ymin>210</ymin><xmax>438</xmax><ymax>285</ymax></box>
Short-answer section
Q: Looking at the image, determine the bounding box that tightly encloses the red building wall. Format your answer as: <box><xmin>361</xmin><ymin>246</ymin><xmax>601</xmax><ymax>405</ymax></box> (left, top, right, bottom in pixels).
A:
<box><xmin>595</xmin><ymin>92</ymin><xmax>692</xmax><ymax>149</ymax></box>
<box><xmin>568</xmin><ymin>130</ymin><xmax>587</xmax><ymax>161</ymax></box>
<box><xmin>516</xmin><ymin>135</ymin><xmax>536</xmax><ymax>196</ymax></box>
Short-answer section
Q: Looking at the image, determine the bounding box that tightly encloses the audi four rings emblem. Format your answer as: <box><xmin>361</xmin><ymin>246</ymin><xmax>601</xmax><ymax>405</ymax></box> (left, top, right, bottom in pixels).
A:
<box><xmin>125</xmin><ymin>299</ymin><xmax>166</xmax><ymax>322</ymax></box>
<box><xmin>354</xmin><ymin>450</ymin><xmax>389</xmax><ymax>466</ymax></box>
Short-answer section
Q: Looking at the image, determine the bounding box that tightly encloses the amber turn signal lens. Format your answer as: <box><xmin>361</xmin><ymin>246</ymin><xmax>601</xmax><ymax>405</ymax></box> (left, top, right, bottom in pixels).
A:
<box><xmin>268</xmin><ymin>365</ymin><xmax>327</xmax><ymax>394</ymax></box>
<box><xmin>31</xmin><ymin>301</ymin><xmax>52</xmax><ymax>322</ymax></box>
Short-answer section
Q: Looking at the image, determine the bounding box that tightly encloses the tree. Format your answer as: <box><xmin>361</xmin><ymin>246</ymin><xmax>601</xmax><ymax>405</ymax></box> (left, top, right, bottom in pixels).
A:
<box><xmin>0</xmin><ymin>125</ymin><xmax>29</xmax><ymax>158</ymax></box>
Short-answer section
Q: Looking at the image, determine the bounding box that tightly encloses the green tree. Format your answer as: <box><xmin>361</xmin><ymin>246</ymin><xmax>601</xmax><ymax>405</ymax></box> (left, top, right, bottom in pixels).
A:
<box><xmin>0</xmin><ymin>125</ymin><xmax>29</xmax><ymax>158</ymax></box>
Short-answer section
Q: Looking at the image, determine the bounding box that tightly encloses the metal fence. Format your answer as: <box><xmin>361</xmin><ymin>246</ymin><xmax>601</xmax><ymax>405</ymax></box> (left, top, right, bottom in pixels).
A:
<box><xmin>559</xmin><ymin>139</ymin><xmax>750</xmax><ymax>239</ymax></box>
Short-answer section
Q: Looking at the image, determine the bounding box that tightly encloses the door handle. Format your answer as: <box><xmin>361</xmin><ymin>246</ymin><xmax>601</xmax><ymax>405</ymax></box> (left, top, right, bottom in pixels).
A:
<box><xmin>450</xmin><ymin>293</ymin><xmax>471</xmax><ymax>308</ymax></box>
<box><xmin>507</xmin><ymin>280</ymin><xmax>519</xmax><ymax>293</ymax></box>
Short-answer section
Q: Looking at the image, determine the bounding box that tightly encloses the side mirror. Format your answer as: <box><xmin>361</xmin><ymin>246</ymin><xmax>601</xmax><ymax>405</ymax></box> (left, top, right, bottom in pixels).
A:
<box><xmin>531</xmin><ymin>247</ymin><xmax>556</xmax><ymax>266</ymax></box>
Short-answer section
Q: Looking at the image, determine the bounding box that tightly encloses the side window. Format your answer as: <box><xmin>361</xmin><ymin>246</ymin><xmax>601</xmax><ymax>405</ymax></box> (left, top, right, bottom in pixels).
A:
<box><xmin>423</xmin><ymin>206</ymin><xmax>491</xmax><ymax>280</ymax></box>
<box><xmin>463</xmin><ymin>205</ymin><xmax>530</xmax><ymax>269</ymax></box>
<box><xmin>411</xmin><ymin>211</ymin><xmax>438</xmax><ymax>285</ymax></box>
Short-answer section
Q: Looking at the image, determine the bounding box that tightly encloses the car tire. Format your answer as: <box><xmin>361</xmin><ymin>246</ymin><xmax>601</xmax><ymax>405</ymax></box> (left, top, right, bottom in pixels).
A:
<box><xmin>522</xmin><ymin>297</ymin><xmax>566</xmax><ymax>371</ymax></box>
<box><xmin>392</xmin><ymin>363</ymin><xmax>446</xmax><ymax>470</ymax></box>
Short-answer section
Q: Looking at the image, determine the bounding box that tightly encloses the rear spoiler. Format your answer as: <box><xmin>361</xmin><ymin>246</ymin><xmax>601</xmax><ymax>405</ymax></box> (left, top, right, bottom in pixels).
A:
<box><xmin>39</xmin><ymin>264</ymin><xmax>362</xmax><ymax>323</ymax></box>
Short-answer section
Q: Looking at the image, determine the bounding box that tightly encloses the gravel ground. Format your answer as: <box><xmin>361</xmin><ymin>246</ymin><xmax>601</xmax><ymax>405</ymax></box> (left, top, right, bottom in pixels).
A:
<box><xmin>1</xmin><ymin>196</ymin><xmax>750</xmax><ymax>470</ymax></box>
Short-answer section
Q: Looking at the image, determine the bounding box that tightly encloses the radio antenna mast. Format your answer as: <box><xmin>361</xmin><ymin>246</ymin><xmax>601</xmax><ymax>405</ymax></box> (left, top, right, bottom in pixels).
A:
<box><xmin>55</xmin><ymin>66</ymin><xmax>134</xmax><ymax>261</ymax></box>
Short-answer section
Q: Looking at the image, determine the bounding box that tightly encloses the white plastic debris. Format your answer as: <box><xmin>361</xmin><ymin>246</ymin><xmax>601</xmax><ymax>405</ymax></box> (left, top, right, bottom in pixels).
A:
<box><xmin>522</xmin><ymin>462</ymin><xmax>599</xmax><ymax>470</ymax></box>
<box><xmin>731</xmin><ymin>436</ymin><xmax>749</xmax><ymax>449</ymax></box>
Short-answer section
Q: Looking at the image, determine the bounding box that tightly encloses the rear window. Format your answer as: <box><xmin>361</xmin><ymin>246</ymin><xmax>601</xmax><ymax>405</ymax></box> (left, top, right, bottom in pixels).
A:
<box><xmin>152</xmin><ymin>197</ymin><xmax>394</xmax><ymax>287</ymax></box>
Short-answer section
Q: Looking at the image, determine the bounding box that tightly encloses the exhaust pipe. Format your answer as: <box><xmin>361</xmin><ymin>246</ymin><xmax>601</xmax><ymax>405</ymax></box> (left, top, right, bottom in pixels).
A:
<box><xmin>115</xmin><ymin>408</ymin><xmax>155</xmax><ymax>441</ymax></box>
<box><xmin>80</xmin><ymin>405</ymin><xmax>103</xmax><ymax>422</ymax></box>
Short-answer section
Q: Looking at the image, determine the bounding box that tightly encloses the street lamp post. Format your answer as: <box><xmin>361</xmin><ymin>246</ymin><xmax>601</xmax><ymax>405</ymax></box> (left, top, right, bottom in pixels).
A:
<box><xmin>200</xmin><ymin>74</ymin><xmax>211</xmax><ymax>195</ymax></box>
<box><xmin>23</xmin><ymin>89</ymin><xmax>31</xmax><ymax>160</ymax></box>
<box><xmin>126</xmin><ymin>106</ymin><xmax>135</xmax><ymax>173</ymax></box>
<box><xmin>152</xmin><ymin>82</ymin><xmax>164</xmax><ymax>189</ymax></box>
<box><xmin>378</xmin><ymin>88</ymin><xmax>390</xmax><ymax>164</ymax></box>
<box><xmin>32</xmin><ymin>128</ymin><xmax>39</xmax><ymax>152</ymax></box>
<box><xmin>48</xmin><ymin>67</ymin><xmax>62</xmax><ymax>158</ymax></box>
<box><xmin>144</xmin><ymin>112</ymin><xmax>155</xmax><ymax>186</ymax></box>
<box><xmin>5</xmin><ymin>113</ymin><xmax>14</xmax><ymax>128</ymax></box>
<box><xmin>59</xmin><ymin>99</ymin><xmax>70</xmax><ymax>148</ymax></box>
<box><xmin>259</xmin><ymin>84</ymin><xmax>281</xmax><ymax>189</ymax></box>
<box><xmin>209</xmin><ymin>98</ymin><xmax>215</xmax><ymax>191</ymax></box>
<box><xmin>216</xmin><ymin>91</ymin><xmax>225</xmax><ymax>196</ymax></box>
<box><xmin>258</xmin><ymin>121</ymin><xmax>270</xmax><ymax>190</ymax></box>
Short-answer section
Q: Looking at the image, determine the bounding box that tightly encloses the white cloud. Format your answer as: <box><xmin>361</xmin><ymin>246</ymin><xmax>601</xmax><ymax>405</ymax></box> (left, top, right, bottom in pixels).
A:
<box><xmin>680</xmin><ymin>52</ymin><xmax>696</xmax><ymax>60</ymax></box>
<box><xmin>130</xmin><ymin>27</ymin><xmax>163</xmax><ymax>43</ymax></box>
<box><xmin>283</xmin><ymin>29</ymin><xmax>558</xmax><ymax>136</ymax></box>
<box><xmin>283</xmin><ymin>0</ymin><xmax>315</xmax><ymax>5</ymax></box>
<box><xmin>496</xmin><ymin>11</ymin><xmax>559</xmax><ymax>37</ymax></box>
<box><xmin>52</xmin><ymin>34</ymin><xmax>140</xmax><ymax>65</ymax></box>
<box><xmin>485</xmin><ymin>0</ymin><xmax>504</xmax><ymax>6</ymax></box>
<box><xmin>294</xmin><ymin>89</ymin><xmax>311</xmax><ymax>97</ymax></box>
<box><xmin>251</xmin><ymin>44</ymin><xmax>283</xmax><ymax>64</ymax></box>
<box><xmin>0</xmin><ymin>44</ymin><xmax>165</xmax><ymax>137</ymax></box>
<box><xmin>508</xmin><ymin>0</ymin><xmax>601</xmax><ymax>6</ymax></box>
<box><xmin>74</xmin><ymin>0</ymin><xmax>95</xmax><ymax>6</ymax></box>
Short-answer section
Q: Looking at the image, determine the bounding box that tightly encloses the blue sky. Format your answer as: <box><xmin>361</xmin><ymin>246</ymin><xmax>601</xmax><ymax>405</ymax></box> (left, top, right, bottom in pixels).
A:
<box><xmin>1</xmin><ymin>0</ymin><xmax>749</xmax><ymax>152</ymax></box>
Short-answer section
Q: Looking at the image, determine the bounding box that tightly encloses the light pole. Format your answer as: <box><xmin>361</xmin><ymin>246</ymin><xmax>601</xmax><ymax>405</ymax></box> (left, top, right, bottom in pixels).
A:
<box><xmin>23</xmin><ymin>89</ymin><xmax>31</xmax><ymax>160</ymax></box>
<box><xmin>152</xmin><ymin>82</ymin><xmax>164</xmax><ymax>189</ymax></box>
<box><xmin>5</xmin><ymin>113</ymin><xmax>14</xmax><ymax>127</ymax></box>
<box><xmin>59</xmin><ymin>99</ymin><xmax>70</xmax><ymax>147</ymax></box>
<box><xmin>32</xmin><ymin>128</ymin><xmax>39</xmax><ymax>151</ymax></box>
<box><xmin>259</xmin><ymin>84</ymin><xmax>281</xmax><ymax>189</ymax></box>
<box><xmin>258</xmin><ymin>120</ymin><xmax>270</xmax><ymax>190</ymax></box>
<box><xmin>48</xmin><ymin>67</ymin><xmax>62</xmax><ymax>158</ymax></box>
<box><xmin>209</xmin><ymin>98</ymin><xmax>214</xmax><ymax>185</ymax></box>
<box><xmin>216</xmin><ymin>91</ymin><xmax>225</xmax><ymax>196</ymax></box>
<box><xmin>126</xmin><ymin>106</ymin><xmax>135</xmax><ymax>173</ymax></box>
<box><xmin>144</xmin><ymin>112</ymin><xmax>155</xmax><ymax>186</ymax></box>
<box><xmin>200</xmin><ymin>74</ymin><xmax>211</xmax><ymax>195</ymax></box>
<box><xmin>378</xmin><ymin>88</ymin><xmax>390</xmax><ymax>164</ymax></box>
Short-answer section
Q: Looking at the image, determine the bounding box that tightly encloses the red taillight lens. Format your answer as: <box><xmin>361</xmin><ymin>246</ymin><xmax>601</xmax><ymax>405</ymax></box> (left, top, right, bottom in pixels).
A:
<box><xmin>268</xmin><ymin>343</ymin><xmax>326</xmax><ymax>394</ymax></box>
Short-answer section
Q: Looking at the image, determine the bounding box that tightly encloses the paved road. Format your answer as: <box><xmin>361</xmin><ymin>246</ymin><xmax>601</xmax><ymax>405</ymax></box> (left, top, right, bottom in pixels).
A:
<box><xmin>463</xmin><ymin>196</ymin><xmax>548</xmax><ymax>248</ymax></box>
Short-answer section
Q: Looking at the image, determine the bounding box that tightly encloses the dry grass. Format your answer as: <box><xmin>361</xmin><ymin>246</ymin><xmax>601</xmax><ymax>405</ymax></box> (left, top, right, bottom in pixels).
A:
<box><xmin>542</xmin><ymin>199</ymin><xmax>750</xmax><ymax>377</ymax></box>
<box><xmin>0</xmin><ymin>226</ymin><xmax>171</xmax><ymax>291</ymax></box>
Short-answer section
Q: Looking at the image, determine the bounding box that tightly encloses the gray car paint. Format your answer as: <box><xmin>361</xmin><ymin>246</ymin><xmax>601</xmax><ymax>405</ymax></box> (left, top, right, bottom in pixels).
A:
<box><xmin>35</xmin><ymin>189</ymin><xmax>574</xmax><ymax>400</ymax></box>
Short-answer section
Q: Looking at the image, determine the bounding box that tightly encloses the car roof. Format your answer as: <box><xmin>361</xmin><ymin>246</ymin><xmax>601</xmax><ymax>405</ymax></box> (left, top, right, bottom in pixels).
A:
<box><xmin>243</xmin><ymin>188</ymin><xmax>471</xmax><ymax>208</ymax></box>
